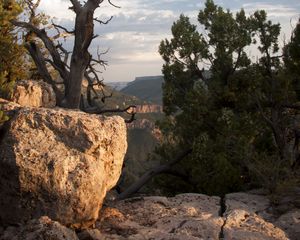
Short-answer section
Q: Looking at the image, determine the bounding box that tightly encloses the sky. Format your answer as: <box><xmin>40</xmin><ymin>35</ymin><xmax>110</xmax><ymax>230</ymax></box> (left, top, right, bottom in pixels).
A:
<box><xmin>38</xmin><ymin>0</ymin><xmax>300</xmax><ymax>82</ymax></box>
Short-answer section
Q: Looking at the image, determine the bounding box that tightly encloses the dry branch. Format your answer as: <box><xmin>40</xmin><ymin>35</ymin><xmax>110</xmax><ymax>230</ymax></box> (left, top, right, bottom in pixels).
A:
<box><xmin>117</xmin><ymin>149</ymin><xmax>193</xmax><ymax>200</ymax></box>
<box><xmin>94</xmin><ymin>16</ymin><xmax>113</xmax><ymax>24</ymax></box>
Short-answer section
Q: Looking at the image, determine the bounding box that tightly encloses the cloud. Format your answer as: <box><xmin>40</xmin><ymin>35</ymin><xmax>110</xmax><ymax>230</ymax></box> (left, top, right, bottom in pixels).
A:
<box><xmin>36</xmin><ymin>0</ymin><xmax>300</xmax><ymax>81</ymax></box>
<box><xmin>242</xmin><ymin>2</ymin><xmax>298</xmax><ymax>18</ymax></box>
<box><xmin>39</xmin><ymin>0</ymin><xmax>75</xmax><ymax>20</ymax></box>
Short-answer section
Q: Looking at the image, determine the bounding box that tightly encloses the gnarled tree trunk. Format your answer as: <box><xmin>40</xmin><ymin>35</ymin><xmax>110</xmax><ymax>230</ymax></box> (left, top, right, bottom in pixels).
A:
<box><xmin>13</xmin><ymin>0</ymin><xmax>105</xmax><ymax>109</ymax></box>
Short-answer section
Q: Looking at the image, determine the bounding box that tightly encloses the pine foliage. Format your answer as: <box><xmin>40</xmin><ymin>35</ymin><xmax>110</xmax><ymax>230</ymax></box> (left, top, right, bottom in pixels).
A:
<box><xmin>157</xmin><ymin>1</ymin><xmax>300</xmax><ymax>195</ymax></box>
<box><xmin>0</xmin><ymin>0</ymin><xmax>26</xmax><ymax>98</ymax></box>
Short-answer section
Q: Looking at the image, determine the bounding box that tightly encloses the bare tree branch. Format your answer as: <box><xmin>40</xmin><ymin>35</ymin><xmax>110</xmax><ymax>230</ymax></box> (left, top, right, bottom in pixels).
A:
<box><xmin>15</xmin><ymin>0</ymin><xmax>131</xmax><ymax>115</ymax></box>
<box><xmin>25</xmin><ymin>42</ymin><xmax>53</xmax><ymax>85</ymax></box>
<box><xmin>108</xmin><ymin>0</ymin><xmax>121</xmax><ymax>8</ymax></box>
<box><xmin>56</xmin><ymin>43</ymin><xmax>71</xmax><ymax>65</ymax></box>
<box><xmin>85</xmin><ymin>105</ymin><xmax>137</xmax><ymax>123</ymax></box>
<box><xmin>52</xmin><ymin>21</ymin><xmax>75</xmax><ymax>34</ymax></box>
<box><xmin>13</xmin><ymin>20</ymin><xmax>69</xmax><ymax>83</ymax></box>
<box><xmin>92</xmin><ymin>34</ymin><xmax>99</xmax><ymax>40</ymax></box>
<box><xmin>25</xmin><ymin>42</ymin><xmax>63</xmax><ymax>102</ymax></box>
<box><xmin>117</xmin><ymin>149</ymin><xmax>193</xmax><ymax>200</ymax></box>
<box><xmin>94</xmin><ymin>16</ymin><xmax>113</xmax><ymax>25</ymax></box>
<box><xmin>25</xmin><ymin>0</ymin><xmax>41</xmax><ymax>22</ymax></box>
<box><xmin>85</xmin><ymin>105</ymin><xmax>136</xmax><ymax>114</ymax></box>
<box><xmin>100</xmin><ymin>87</ymin><xmax>112</xmax><ymax>103</ymax></box>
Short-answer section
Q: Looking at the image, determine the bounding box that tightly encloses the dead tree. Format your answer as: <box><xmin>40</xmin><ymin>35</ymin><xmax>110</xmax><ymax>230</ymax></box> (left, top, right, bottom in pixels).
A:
<box><xmin>13</xmin><ymin>0</ymin><xmax>135</xmax><ymax>120</ymax></box>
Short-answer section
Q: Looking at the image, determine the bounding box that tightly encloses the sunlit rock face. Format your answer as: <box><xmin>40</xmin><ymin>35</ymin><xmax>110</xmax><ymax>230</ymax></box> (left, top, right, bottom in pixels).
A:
<box><xmin>10</xmin><ymin>80</ymin><xmax>56</xmax><ymax>108</ymax></box>
<box><xmin>99</xmin><ymin>194</ymin><xmax>224</xmax><ymax>239</ymax></box>
<box><xmin>223</xmin><ymin>192</ymin><xmax>290</xmax><ymax>240</ymax></box>
<box><xmin>0</xmin><ymin>99</ymin><xmax>127</xmax><ymax>229</ymax></box>
<box><xmin>98</xmin><ymin>192</ymin><xmax>296</xmax><ymax>240</ymax></box>
<box><xmin>224</xmin><ymin>209</ymin><xmax>288</xmax><ymax>240</ymax></box>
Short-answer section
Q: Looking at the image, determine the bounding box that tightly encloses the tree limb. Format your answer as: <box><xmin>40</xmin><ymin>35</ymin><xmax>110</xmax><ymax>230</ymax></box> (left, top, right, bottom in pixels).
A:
<box><xmin>25</xmin><ymin>42</ymin><xmax>53</xmax><ymax>85</ymax></box>
<box><xmin>85</xmin><ymin>105</ymin><xmax>136</xmax><ymax>114</ymax></box>
<box><xmin>84</xmin><ymin>105</ymin><xmax>137</xmax><ymax>123</ymax></box>
<box><xmin>13</xmin><ymin>20</ymin><xmax>69</xmax><ymax>84</ymax></box>
<box><xmin>25</xmin><ymin>42</ymin><xmax>63</xmax><ymax>103</ymax></box>
<box><xmin>116</xmin><ymin>149</ymin><xmax>193</xmax><ymax>200</ymax></box>
<box><xmin>69</xmin><ymin>0</ymin><xmax>82</xmax><ymax>13</ymax></box>
<box><xmin>56</xmin><ymin>43</ymin><xmax>71</xmax><ymax>65</ymax></box>
<box><xmin>94</xmin><ymin>16</ymin><xmax>113</xmax><ymax>25</ymax></box>
<box><xmin>52</xmin><ymin>21</ymin><xmax>74</xmax><ymax>34</ymax></box>
<box><xmin>108</xmin><ymin>0</ymin><xmax>121</xmax><ymax>8</ymax></box>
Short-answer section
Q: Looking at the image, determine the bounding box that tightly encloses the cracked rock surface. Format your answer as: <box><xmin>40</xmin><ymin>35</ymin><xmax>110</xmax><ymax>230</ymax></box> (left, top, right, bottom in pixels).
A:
<box><xmin>223</xmin><ymin>209</ymin><xmax>288</xmax><ymax>240</ymax></box>
<box><xmin>98</xmin><ymin>192</ymin><xmax>298</xmax><ymax>240</ymax></box>
<box><xmin>1</xmin><ymin>191</ymin><xmax>299</xmax><ymax>240</ymax></box>
<box><xmin>99</xmin><ymin>194</ymin><xmax>224</xmax><ymax>240</ymax></box>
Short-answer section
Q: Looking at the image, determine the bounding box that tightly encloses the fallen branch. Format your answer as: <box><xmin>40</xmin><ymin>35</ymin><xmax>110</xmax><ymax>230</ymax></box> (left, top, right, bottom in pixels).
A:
<box><xmin>85</xmin><ymin>105</ymin><xmax>137</xmax><ymax>123</ymax></box>
<box><xmin>116</xmin><ymin>148</ymin><xmax>193</xmax><ymax>200</ymax></box>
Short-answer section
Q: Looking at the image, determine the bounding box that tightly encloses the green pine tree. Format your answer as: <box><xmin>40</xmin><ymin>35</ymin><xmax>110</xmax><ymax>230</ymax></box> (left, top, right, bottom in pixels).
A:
<box><xmin>156</xmin><ymin>0</ymin><xmax>299</xmax><ymax>196</ymax></box>
<box><xmin>0</xmin><ymin>0</ymin><xmax>26</xmax><ymax>98</ymax></box>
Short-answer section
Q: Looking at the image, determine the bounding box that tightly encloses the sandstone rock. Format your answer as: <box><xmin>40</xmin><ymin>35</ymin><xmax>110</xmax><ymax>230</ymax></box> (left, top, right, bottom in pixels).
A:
<box><xmin>11</xmin><ymin>80</ymin><xmax>56</xmax><ymax>107</ymax></box>
<box><xmin>0</xmin><ymin>100</ymin><xmax>127</xmax><ymax>229</ymax></box>
<box><xmin>223</xmin><ymin>209</ymin><xmax>289</xmax><ymax>240</ymax></box>
<box><xmin>274</xmin><ymin>209</ymin><xmax>300</xmax><ymax>240</ymax></box>
<box><xmin>77</xmin><ymin>229</ymin><xmax>102</xmax><ymax>240</ymax></box>
<box><xmin>98</xmin><ymin>193</ymin><xmax>224</xmax><ymax>239</ymax></box>
<box><xmin>0</xmin><ymin>216</ymin><xmax>78</xmax><ymax>240</ymax></box>
<box><xmin>96</xmin><ymin>193</ymin><xmax>300</xmax><ymax>240</ymax></box>
<box><xmin>135</xmin><ymin>104</ymin><xmax>163</xmax><ymax>113</ymax></box>
<box><xmin>225</xmin><ymin>192</ymin><xmax>273</xmax><ymax>221</ymax></box>
<box><xmin>224</xmin><ymin>191</ymin><xmax>299</xmax><ymax>240</ymax></box>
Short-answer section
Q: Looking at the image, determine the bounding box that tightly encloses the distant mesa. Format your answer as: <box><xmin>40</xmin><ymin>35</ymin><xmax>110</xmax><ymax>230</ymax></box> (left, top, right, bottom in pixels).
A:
<box><xmin>120</xmin><ymin>75</ymin><xmax>163</xmax><ymax>105</ymax></box>
<box><xmin>105</xmin><ymin>82</ymin><xmax>129</xmax><ymax>91</ymax></box>
<box><xmin>129</xmin><ymin>75</ymin><xmax>164</xmax><ymax>84</ymax></box>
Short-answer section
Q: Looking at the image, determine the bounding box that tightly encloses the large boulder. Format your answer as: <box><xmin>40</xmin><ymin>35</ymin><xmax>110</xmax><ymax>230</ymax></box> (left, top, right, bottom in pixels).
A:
<box><xmin>0</xmin><ymin>99</ymin><xmax>127</xmax><ymax>229</ymax></box>
<box><xmin>10</xmin><ymin>80</ymin><xmax>56</xmax><ymax>107</ymax></box>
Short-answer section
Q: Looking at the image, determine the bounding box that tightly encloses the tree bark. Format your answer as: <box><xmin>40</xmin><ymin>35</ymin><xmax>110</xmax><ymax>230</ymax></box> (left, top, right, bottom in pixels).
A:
<box><xmin>62</xmin><ymin>1</ymin><xmax>101</xmax><ymax>108</ymax></box>
<box><xmin>25</xmin><ymin>42</ymin><xmax>64</xmax><ymax>103</ymax></box>
<box><xmin>13</xmin><ymin>0</ymin><xmax>105</xmax><ymax>109</ymax></box>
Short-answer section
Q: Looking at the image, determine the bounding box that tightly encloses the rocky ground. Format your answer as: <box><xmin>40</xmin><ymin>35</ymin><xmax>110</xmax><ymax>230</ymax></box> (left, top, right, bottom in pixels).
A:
<box><xmin>0</xmin><ymin>81</ymin><xmax>299</xmax><ymax>240</ymax></box>
<box><xmin>1</xmin><ymin>191</ymin><xmax>299</xmax><ymax>240</ymax></box>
